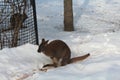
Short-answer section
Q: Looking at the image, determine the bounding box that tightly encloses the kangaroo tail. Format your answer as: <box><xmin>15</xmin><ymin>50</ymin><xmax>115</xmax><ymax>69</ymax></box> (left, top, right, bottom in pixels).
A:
<box><xmin>69</xmin><ymin>53</ymin><xmax>90</xmax><ymax>64</ymax></box>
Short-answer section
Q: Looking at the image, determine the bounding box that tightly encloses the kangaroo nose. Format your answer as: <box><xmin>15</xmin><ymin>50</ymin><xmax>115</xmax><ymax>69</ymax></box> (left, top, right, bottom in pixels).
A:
<box><xmin>37</xmin><ymin>49</ymin><xmax>40</xmax><ymax>53</ymax></box>
<box><xmin>37</xmin><ymin>49</ymin><xmax>41</xmax><ymax>53</ymax></box>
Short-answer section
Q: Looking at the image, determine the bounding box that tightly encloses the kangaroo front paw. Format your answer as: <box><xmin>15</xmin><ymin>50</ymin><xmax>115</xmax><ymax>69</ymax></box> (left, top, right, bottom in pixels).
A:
<box><xmin>40</xmin><ymin>65</ymin><xmax>56</xmax><ymax>72</ymax></box>
<box><xmin>40</xmin><ymin>68</ymin><xmax>48</xmax><ymax>72</ymax></box>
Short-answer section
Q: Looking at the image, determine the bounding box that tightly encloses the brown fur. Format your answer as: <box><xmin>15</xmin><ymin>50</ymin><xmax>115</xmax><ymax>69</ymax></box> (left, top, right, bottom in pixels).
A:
<box><xmin>38</xmin><ymin>38</ymin><xmax>90</xmax><ymax>68</ymax></box>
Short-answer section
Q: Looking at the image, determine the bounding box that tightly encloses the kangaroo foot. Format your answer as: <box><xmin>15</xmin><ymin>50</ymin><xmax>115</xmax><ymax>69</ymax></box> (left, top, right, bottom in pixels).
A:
<box><xmin>43</xmin><ymin>64</ymin><xmax>57</xmax><ymax>68</ymax></box>
<box><xmin>40</xmin><ymin>64</ymin><xmax>56</xmax><ymax>72</ymax></box>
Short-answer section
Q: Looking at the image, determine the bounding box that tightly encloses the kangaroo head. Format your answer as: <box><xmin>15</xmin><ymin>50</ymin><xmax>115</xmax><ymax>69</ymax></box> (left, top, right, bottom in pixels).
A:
<box><xmin>38</xmin><ymin>38</ymin><xmax>49</xmax><ymax>53</ymax></box>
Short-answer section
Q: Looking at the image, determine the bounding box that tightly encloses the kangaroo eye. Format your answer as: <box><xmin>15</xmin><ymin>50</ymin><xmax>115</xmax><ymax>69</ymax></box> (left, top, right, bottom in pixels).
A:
<box><xmin>38</xmin><ymin>43</ymin><xmax>45</xmax><ymax>52</ymax></box>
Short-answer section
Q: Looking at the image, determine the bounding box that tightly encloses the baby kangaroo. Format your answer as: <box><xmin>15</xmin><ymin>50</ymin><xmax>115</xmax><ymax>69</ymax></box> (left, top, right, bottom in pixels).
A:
<box><xmin>38</xmin><ymin>38</ymin><xmax>90</xmax><ymax>68</ymax></box>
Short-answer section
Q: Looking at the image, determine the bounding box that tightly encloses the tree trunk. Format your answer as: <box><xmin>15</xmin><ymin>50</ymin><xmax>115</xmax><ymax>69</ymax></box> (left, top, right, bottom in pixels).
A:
<box><xmin>64</xmin><ymin>0</ymin><xmax>74</xmax><ymax>31</ymax></box>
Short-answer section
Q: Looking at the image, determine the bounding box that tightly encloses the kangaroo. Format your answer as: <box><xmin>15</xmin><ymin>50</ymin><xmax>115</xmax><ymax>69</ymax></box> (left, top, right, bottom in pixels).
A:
<box><xmin>38</xmin><ymin>38</ymin><xmax>90</xmax><ymax>68</ymax></box>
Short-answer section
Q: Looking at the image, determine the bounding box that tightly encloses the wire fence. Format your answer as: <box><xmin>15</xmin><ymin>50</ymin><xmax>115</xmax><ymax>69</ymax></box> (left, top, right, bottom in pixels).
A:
<box><xmin>0</xmin><ymin>0</ymin><xmax>38</xmax><ymax>49</ymax></box>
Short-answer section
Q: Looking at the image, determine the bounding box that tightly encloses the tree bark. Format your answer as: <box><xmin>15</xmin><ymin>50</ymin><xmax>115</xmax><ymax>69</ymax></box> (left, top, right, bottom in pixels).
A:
<box><xmin>64</xmin><ymin>0</ymin><xmax>74</xmax><ymax>31</ymax></box>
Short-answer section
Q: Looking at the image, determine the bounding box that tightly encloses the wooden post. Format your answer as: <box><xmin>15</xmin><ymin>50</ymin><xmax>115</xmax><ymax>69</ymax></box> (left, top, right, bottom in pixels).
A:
<box><xmin>64</xmin><ymin>0</ymin><xmax>74</xmax><ymax>31</ymax></box>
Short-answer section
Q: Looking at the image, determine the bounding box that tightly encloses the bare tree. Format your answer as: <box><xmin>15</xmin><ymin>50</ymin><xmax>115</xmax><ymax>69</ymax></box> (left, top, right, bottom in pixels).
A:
<box><xmin>64</xmin><ymin>0</ymin><xmax>74</xmax><ymax>31</ymax></box>
<box><xmin>3</xmin><ymin>0</ymin><xmax>28</xmax><ymax>47</ymax></box>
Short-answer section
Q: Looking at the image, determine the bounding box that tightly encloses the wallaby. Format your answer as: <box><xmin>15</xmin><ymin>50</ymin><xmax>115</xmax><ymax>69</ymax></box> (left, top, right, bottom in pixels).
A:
<box><xmin>38</xmin><ymin>38</ymin><xmax>90</xmax><ymax>68</ymax></box>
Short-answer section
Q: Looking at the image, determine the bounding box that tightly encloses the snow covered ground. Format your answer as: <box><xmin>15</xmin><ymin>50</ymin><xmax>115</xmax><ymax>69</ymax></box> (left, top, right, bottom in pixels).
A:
<box><xmin>0</xmin><ymin>0</ymin><xmax>120</xmax><ymax>80</ymax></box>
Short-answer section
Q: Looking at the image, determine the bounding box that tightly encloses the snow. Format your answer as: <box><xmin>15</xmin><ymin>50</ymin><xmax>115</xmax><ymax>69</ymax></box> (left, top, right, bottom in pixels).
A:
<box><xmin>0</xmin><ymin>0</ymin><xmax>120</xmax><ymax>80</ymax></box>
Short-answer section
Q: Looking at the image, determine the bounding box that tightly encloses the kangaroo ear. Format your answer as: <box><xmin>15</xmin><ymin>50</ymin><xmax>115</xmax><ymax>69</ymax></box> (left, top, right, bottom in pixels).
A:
<box><xmin>42</xmin><ymin>38</ymin><xmax>45</xmax><ymax>42</ymax></box>
<box><xmin>42</xmin><ymin>38</ymin><xmax>49</xmax><ymax>44</ymax></box>
<box><xmin>45</xmin><ymin>40</ymin><xmax>49</xmax><ymax>44</ymax></box>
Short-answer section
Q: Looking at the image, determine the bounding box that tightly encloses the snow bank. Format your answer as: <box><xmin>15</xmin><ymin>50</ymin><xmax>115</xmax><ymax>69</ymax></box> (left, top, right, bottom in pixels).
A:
<box><xmin>0</xmin><ymin>0</ymin><xmax>120</xmax><ymax>80</ymax></box>
<box><xmin>0</xmin><ymin>44</ymin><xmax>52</xmax><ymax>80</ymax></box>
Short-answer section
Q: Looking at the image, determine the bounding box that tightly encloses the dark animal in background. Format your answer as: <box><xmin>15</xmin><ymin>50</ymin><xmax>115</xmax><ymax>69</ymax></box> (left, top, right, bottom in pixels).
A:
<box><xmin>2</xmin><ymin>13</ymin><xmax>28</xmax><ymax>32</ymax></box>
<box><xmin>10</xmin><ymin>13</ymin><xmax>28</xmax><ymax>28</ymax></box>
